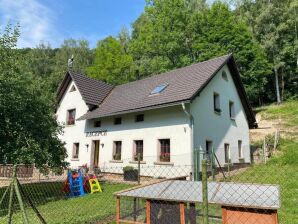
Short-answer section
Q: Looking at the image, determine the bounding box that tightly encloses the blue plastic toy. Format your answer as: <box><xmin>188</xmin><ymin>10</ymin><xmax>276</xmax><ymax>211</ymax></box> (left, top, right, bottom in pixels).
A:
<box><xmin>66</xmin><ymin>169</ymin><xmax>85</xmax><ymax>197</ymax></box>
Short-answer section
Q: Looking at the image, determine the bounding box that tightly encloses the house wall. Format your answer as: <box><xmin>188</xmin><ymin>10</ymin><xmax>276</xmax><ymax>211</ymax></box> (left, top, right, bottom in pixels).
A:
<box><xmin>56</xmin><ymin>82</ymin><xmax>192</xmax><ymax>177</ymax></box>
<box><xmin>190</xmin><ymin>64</ymin><xmax>250</xmax><ymax>167</ymax></box>
<box><xmin>56</xmin><ymin>80</ymin><xmax>89</xmax><ymax>167</ymax></box>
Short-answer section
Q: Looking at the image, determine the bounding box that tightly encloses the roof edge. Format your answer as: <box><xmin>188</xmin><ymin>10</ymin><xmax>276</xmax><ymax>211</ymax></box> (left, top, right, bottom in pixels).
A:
<box><xmin>78</xmin><ymin>100</ymin><xmax>191</xmax><ymax>120</ymax></box>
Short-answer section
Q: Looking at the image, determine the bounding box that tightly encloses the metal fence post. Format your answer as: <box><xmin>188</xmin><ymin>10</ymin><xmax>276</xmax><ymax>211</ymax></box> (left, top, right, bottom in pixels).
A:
<box><xmin>137</xmin><ymin>152</ymin><xmax>141</xmax><ymax>185</ymax></box>
<box><xmin>211</xmin><ymin>147</ymin><xmax>215</xmax><ymax>181</ymax></box>
<box><xmin>202</xmin><ymin>159</ymin><xmax>208</xmax><ymax>224</ymax></box>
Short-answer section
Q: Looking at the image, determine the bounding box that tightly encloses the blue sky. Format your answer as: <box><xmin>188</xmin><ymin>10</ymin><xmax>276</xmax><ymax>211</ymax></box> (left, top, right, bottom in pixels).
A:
<box><xmin>0</xmin><ymin>0</ymin><xmax>215</xmax><ymax>48</ymax></box>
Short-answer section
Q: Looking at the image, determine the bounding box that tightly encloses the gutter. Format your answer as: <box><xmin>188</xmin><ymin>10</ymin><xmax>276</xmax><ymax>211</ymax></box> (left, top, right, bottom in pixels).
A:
<box><xmin>181</xmin><ymin>102</ymin><xmax>195</xmax><ymax>181</ymax></box>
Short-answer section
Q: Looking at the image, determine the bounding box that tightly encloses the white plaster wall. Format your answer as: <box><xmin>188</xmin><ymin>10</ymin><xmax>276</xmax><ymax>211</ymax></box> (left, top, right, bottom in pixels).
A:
<box><xmin>83</xmin><ymin>106</ymin><xmax>192</xmax><ymax>177</ymax></box>
<box><xmin>190</xmin><ymin>65</ymin><xmax>250</xmax><ymax>167</ymax></box>
<box><xmin>56</xmin><ymin>80</ymin><xmax>89</xmax><ymax>167</ymax></box>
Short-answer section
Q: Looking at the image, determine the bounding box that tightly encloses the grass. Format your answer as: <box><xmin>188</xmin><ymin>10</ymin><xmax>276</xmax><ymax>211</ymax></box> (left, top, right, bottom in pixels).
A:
<box><xmin>231</xmin><ymin>139</ymin><xmax>298</xmax><ymax>224</ymax></box>
<box><xmin>0</xmin><ymin>182</ymin><xmax>133</xmax><ymax>224</ymax></box>
<box><xmin>259</xmin><ymin>101</ymin><xmax>298</xmax><ymax>126</ymax></box>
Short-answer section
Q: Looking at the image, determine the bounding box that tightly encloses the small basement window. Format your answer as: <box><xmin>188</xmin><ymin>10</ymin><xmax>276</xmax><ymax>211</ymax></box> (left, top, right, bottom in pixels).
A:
<box><xmin>114</xmin><ymin>117</ymin><xmax>122</xmax><ymax>125</ymax></box>
<box><xmin>213</xmin><ymin>93</ymin><xmax>221</xmax><ymax>113</ymax></box>
<box><xmin>150</xmin><ymin>83</ymin><xmax>168</xmax><ymax>95</ymax></box>
<box><xmin>94</xmin><ymin>120</ymin><xmax>101</xmax><ymax>128</ymax></box>
<box><xmin>238</xmin><ymin>140</ymin><xmax>243</xmax><ymax>159</ymax></box>
<box><xmin>224</xmin><ymin>143</ymin><xmax>230</xmax><ymax>164</ymax></box>
<box><xmin>135</xmin><ymin>114</ymin><xmax>144</xmax><ymax>122</ymax></box>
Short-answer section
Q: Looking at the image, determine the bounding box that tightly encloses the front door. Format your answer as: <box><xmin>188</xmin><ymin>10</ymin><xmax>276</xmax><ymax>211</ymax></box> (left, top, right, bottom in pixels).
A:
<box><xmin>92</xmin><ymin>140</ymin><xmax>100</xmax><ymax>168</ymax></box>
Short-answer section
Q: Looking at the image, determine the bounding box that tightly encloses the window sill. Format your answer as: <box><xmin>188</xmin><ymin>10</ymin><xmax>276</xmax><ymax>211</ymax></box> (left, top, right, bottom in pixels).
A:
<box><xmin>224</xmin><ymin>163</ymin><xmax>233</xmax><ymax>167</ymax></box>
<box><xmin>71</xmin><ymin>158</ymin><xmax>79</xmax><ymax>161</ymax></box>
<box><xmin>109</xmin><ymin>160</ymin><xmax>123</xmax><ymax>163</ymax></box>
<box><xmin>230</xmin><ymin>117</ymin><xmax>236</xmax><ymax>121</ymax></box>
<box><xmin>65</xmin><ymin>124</ymin><xmax>76</xmax><ymax>127</ymax></box>
<box><xmin>214</xmin><ymin>110</ymin><xmax>221</xmax><ymax>116</ymax></box>
<box><xmin>129</xmin><ymin>161</ymin><xmax>146</xmax><ymax>164</ymax></box>
<box><xmin>238</xmin><ymin>158</ymin><xmax>245</xmax><ymax>162</ymax></box>
<box><xmin>154</xmin><ymin>161</ymin><xmax>174</xmax><ymax>166</ymax></box>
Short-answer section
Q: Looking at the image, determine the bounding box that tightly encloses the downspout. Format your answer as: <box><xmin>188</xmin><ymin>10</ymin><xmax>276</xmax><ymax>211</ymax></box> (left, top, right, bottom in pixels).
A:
<box><xmin>182</xmin><ymin>102</ymin><xmax>195</xmax><ymax>180</ymax></box>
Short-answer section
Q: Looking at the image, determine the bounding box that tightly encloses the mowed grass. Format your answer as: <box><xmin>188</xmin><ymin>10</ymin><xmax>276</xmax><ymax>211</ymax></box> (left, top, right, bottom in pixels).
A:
<box><xmin>0</xmin><ymin>182</ymin><xmax>133</xmax><ymax>224</ymax></box>
<box><xmin>231</xmin><ymin>139</ymin><xmax>298</xmax><ymax>224</ymax></box>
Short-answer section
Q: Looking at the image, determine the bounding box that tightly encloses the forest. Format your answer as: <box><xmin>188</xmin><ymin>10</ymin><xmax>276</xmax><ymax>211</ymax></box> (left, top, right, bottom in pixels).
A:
<box><xmin>3</xmin><ymin>0</ymin><xmax>298</xmax><ymax>107</ymax></box>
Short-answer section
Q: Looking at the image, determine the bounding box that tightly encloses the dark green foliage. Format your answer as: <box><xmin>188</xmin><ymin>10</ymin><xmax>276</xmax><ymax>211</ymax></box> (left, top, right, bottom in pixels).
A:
<box><xmin>87</xmin><ymin>36</ymin><xmax>134</xmax><ymax>84</ymax></box>
<box><xmin>0</xmin><ymin>25</ymin><xmax>67</xmax><ymax>170</ymax></box>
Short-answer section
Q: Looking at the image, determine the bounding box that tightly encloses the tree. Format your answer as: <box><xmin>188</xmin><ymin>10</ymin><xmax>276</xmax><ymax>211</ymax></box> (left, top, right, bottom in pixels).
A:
<box><xmin>235</xmin><ymin>0</ymin><xmax>298</xmax><ymax>103</ymax></box>
<box><xmin>0</xmin><ymin>24</ymin><xmax>67</xmax><ymax>170</ymax></box>
<box><xmin>87</xmin><ymin>36</ymin><xmax>134</xmax><ymax>84</ymax></box>
<box><xmin>129</xmin><ymin>0</ymin><xmax>271</xmax><ymax>105</ymax></box>
<box><xmin>50</xmin><ymin>39</ymin><xmax>93</xmax><ymax>93</ymax></box>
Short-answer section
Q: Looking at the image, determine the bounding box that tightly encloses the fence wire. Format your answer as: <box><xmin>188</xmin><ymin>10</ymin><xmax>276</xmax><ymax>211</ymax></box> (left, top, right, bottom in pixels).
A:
<box><xmin>0</xmin><ymin>157</ymin><xmax>296</xmax><ymax>224</ymax></box>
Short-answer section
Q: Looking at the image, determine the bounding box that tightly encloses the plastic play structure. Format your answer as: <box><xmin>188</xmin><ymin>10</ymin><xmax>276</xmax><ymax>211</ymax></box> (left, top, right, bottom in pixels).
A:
<box><xmin>62</xmin><ymin>169</ymin><xmax>102</xmax><ymax>197</ymax></box>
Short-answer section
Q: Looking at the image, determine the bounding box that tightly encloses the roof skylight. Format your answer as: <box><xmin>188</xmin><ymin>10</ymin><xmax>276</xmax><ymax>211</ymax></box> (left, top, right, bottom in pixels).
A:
<box><xmin>150</xmin><ymin>83</ymin><xmax>168</xmax><ymax>95</ymax></box>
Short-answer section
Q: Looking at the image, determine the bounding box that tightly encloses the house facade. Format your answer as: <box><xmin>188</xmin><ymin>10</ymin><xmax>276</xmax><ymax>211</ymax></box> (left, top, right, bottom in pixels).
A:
<box><xmin>56</xmin><ymin>54</ymin><xmax>256</xmax><ymax>177</ymax></box>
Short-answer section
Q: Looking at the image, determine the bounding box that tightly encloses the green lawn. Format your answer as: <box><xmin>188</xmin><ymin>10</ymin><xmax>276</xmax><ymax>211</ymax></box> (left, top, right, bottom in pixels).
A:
<box><xmin>231</xmin><ymin>139</ymin><xmax>298</xmax><ymax>224</ymax></box>
<box><xmin>0</xmin><ymin>182</ymin><xmax>133</xmax><ymax>224</ymax></box>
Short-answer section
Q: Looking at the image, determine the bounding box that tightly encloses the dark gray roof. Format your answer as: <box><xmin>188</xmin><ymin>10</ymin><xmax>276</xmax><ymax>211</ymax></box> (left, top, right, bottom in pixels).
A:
<box><xmin>78</xmin><ymin>54</ymin><xmax>256</xmax><ymax>127</ymax></box>
<box><xmin>116</xmin><ymin>180</ymin><xmax>280</xmax><ymax>209</ymax></box>
<box><xmin>57</xmin><ymin>72</ymin><xmax>114</xmax><ymax>106</ymax></box>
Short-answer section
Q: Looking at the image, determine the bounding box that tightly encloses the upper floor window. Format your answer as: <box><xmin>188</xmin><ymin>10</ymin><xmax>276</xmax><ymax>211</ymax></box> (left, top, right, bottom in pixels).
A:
<box><xmin>133</xmin><ymin>140</ymin><xmax>144</xmax><ymax>161</ymax></box>
<box><xmin>135</xmin><ymin>114</ymin><xmax>144</xmax><ymax>122</ymax></box>
<box><xmin>213</xmin><ymin>93</ymin><xmax>221</xmax><ymax>113</ymax></box>
<box><xmin>67</xmin><ymin>109</ymin><xmax>76</xmax><ymax>125</ymax></box>
<box><xmin>114</xmin><ymin>117</ymin><xmax>122</xmax><ymax>125</ymax></box>
<box><xmin>94</xmin><ymin>120</ymin><xmax>101</xmax><ymax>128</ymax></box>
<box><xmin>113</xmin><ymin>141</ymin><xmax>122</xmax><ymax>160</ymax></box>
<box><xmin>229</xmin><ymin>101</ymin><xmax>235</xmax><ymax>119</ymax></box>
<box><xmin>69</xmin><ymin>85</ymin><xmax>76</xmax><ymax>92</ymax></box>
<box><xmin>159</xmin><ymin>139</ymin><xmax>170</xmax><ymax>162</ymax></box>
<box><xmin>72</xmin><ymin>143</ymin><xmax>79</xmax><ymax>159</ymax></box>
<box><xmin>222</xmin><ymin>71</ymin><xmax>228</xmax><ymax>81</ymax></box>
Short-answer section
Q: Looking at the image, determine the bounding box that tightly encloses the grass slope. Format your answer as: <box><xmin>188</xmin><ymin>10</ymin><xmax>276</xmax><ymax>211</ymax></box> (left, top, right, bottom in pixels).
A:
<box><xmin>234</xmin><ymin>101</ymin><xmax>298</xmax><ymax>223</ymax></box>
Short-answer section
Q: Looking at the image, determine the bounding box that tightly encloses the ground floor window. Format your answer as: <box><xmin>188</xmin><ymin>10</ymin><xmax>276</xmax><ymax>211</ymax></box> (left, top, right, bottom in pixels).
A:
<box><xmin>113</xmin><ymin>141</ymin><xmax>122</xmax><ymax>160</ymax></box>
<box><xmin>238</xmin><ymin>140</ymin><xmax>243</xmax><ymax>158</ymax></box>
<box><xmin>133</xmin><ymin>140</ymin><xmax>143</xmax><ymax>161</ymax></box>
<box><xmin>72</xmin><ymin>143</ymin><xmax>79</xmax><ymax>159</ymax></box>
<box><xmin>224</xmin><ymin>143</ymin><xmax>230</xmax><ymax>163</ymax></box>
<box><xmin>206</xmin><ymin>140</ymin><xmax>213</xmax><ymax>161</ymax></box>
<box><xmin>159</xmin><ymin>139</ymin><xmax>170</xmax><ymax>162</ymax></box>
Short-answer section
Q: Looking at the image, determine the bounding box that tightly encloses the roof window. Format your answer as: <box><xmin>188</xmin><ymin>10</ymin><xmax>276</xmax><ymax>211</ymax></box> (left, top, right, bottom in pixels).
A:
<box><xmin>150</xmin><ymin>83</ymin><xmax>168</xmax><ymax>95</ymax></box>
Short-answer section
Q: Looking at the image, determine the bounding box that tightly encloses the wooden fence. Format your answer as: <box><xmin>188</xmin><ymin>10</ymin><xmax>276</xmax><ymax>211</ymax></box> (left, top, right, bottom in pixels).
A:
<box><xmin>0</xmin><ymin>164</ymin><xmax>34</xmax><ymax>178</ymax></box>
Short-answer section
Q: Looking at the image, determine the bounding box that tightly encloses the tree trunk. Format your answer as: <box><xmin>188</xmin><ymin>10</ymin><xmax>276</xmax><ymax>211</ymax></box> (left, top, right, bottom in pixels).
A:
<box><xmin>274</xmin><ymin>67</ymin><xmax>281</xmax><ymax>104</ymax></box>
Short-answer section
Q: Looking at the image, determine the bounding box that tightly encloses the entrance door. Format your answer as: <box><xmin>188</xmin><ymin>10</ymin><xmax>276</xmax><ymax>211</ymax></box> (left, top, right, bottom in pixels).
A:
<box><xmin>92</xmin><ymin>140</ymin><xmax>100</xmax><ymax>168</ymax></box>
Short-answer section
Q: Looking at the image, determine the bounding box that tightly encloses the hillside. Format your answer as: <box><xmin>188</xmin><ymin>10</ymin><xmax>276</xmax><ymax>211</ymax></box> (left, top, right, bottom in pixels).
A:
<box><xmin>237</xmin><ymin>101</ymin><xmax>298</xmax><ymax>223</ymax></box>
<box><xmin>250</xmin><ymin>101</ymin><xmax>298</xmax><ymax>141</ymax></box>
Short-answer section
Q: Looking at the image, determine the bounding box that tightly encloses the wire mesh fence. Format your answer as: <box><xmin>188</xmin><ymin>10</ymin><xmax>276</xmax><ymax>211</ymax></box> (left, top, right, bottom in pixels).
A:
<box><xmin>0</xmin><ymin>151</ymin><xmax>296</xmax><ymax>224</ymax></box>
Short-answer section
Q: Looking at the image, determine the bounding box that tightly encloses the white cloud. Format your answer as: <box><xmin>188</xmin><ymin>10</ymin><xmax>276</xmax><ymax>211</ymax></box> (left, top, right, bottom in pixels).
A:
<box><xmin>0</xmin><ymin>0</ymin><xmax>61</xmax><ymax>48</ymax></box>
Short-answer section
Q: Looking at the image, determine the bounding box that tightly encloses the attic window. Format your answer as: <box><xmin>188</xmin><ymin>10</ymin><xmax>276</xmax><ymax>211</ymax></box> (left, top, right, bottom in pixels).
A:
<box><xmin>150</xmin><ymin>83</ymin><xmax>168</xmax><ymax>95</ymax></box>
<box><xmin>70</xmin><ymin>85</ymin><xmax>76</xmax><ymax>92</ymax></box>
<box><xmin>222</xmin><ymin>71</ymin><xmax>228</xmax><ymax>81</ymax></box>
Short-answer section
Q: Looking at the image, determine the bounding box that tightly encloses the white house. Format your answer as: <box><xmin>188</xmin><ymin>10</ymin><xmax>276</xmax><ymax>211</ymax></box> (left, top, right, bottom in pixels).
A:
<box><xmin>56</xmin><ymin>54</ymin><xmax>256</xmax><ymax>177</ymax></box>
